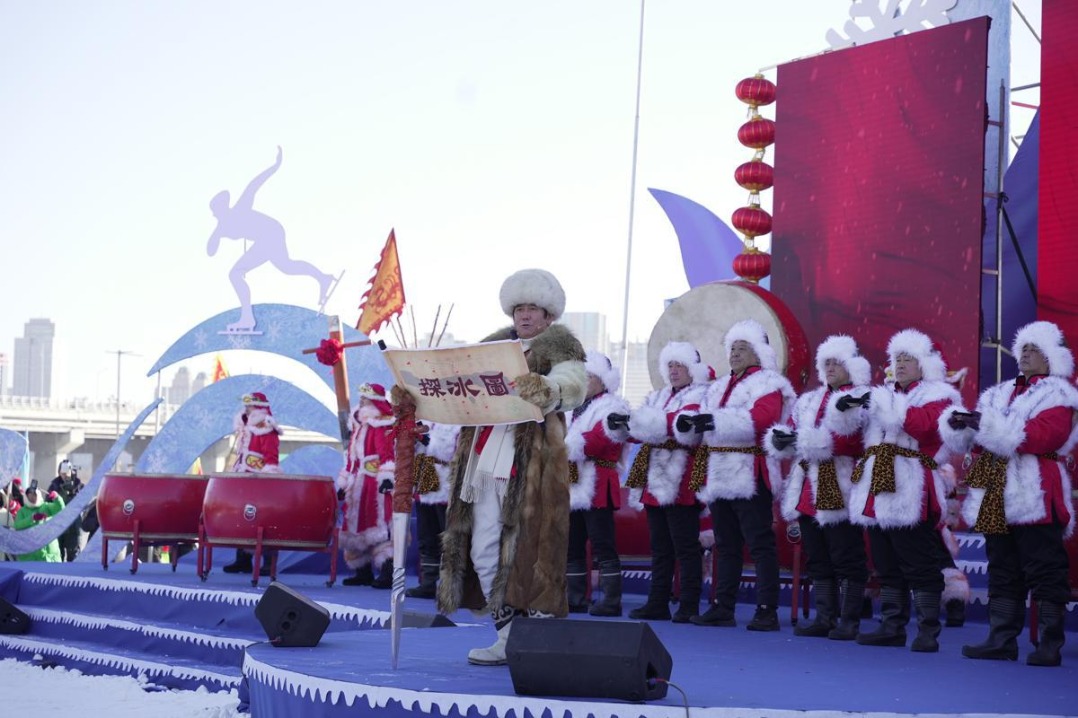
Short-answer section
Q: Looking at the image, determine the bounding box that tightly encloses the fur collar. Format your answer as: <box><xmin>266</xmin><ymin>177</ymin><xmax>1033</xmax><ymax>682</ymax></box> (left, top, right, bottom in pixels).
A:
<box><xmin>705</xmin><ymin>368</ymin><xmax>795</xmax><ymax>418</ymax></box>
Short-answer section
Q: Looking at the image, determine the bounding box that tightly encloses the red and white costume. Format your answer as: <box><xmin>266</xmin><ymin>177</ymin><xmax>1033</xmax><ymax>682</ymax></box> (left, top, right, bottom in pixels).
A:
<box><xmin>416</xmin><ymin>422</ymin><xmax>460</xmax><ymax>506</ymax></box>
<box><xmin>337</xmin><ymin>384</ymin><xmax>396</xmax><ymax>570</ymax></box>
<box><xmin>566</xmin><ymin>357</ymin><xmax>630</xmax><ymax>511</ymax></box>
<box><xmin>230</xmin><ymin>392</ymin><xmax>281</xmax><ymax>473</ymax></box>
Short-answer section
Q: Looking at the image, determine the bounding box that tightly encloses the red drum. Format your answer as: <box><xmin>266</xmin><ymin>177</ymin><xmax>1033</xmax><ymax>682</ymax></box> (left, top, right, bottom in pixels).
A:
<box><xmin>97</xmin><ymin>472</ymin><xmax>209</xmax><ymax>573</ymax></box>
<box><xmin>201</xmin><ymin>473</ymin><xmax>336</xmax><ymax>548</ymax></box>
<box><xmin>648</xmin><ymin>280</ymin><xmax>811</xmax><ymax>392</ymax></box>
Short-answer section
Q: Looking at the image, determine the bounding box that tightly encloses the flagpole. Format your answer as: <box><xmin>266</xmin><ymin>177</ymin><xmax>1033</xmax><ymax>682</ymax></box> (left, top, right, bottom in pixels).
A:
<box><xmin>618</xmin><ymin>0</ymin><xmax>646</xmax><ymax>390</ymax></box>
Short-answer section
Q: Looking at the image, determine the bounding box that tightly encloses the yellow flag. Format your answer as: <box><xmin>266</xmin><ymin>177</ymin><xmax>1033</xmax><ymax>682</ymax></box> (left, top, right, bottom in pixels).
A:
<box><xmin>357</xmin><ymin>229</ymin><xmax>406</xmax><ymax>335</ymax></box>
<box><xmin>212</xmin><ymin>354</ymin><xmax>229</xmax><ymax>383</ymax></box>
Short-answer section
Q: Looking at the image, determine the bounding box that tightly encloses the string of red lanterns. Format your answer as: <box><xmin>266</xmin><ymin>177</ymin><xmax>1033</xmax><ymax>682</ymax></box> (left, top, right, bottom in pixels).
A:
<box><xmin>731</xmin><ymin>73</ymin><xmax>777</xmax><ymax>283</ymax></box>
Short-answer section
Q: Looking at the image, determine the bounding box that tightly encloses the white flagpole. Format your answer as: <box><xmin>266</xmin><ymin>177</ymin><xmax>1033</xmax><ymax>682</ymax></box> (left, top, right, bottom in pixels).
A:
<box><xmin>618</xmin><ymin>0</ymin><xmax>646</xmax><ymax>389</ymax></box>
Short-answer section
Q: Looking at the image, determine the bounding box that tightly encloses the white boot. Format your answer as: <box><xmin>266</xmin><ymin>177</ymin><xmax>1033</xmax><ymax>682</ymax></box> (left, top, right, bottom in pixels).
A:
<box><xmin>467</xmin><ymin>621</ymin><xmax>511</xmax><ymax>666</ymax></box>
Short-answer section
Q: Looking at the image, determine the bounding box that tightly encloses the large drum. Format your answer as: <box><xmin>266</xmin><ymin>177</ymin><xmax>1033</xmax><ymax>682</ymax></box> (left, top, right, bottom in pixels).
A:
<box><xmin>97</xmin><ymin>472</ymin><xmax>209</xmax><ymax>573</ymax></box>
<box><xmin>648</xmin><ymin>280</ymin><xmax>811</xmax><ymax>392</ymax></box>
<box><xmin>201</xmin><ymin>473</ymin><xmax>336</xmax><ymax>548</ymax></box>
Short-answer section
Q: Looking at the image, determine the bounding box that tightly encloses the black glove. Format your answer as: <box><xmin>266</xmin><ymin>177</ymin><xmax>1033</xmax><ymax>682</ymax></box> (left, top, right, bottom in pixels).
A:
<box><xmin>948</xmin><ymin>410</ymin><xmax>981</xmax><ymax>431</ymax></box>
<box><xmin>378</xmin><ymin>479</ymin><xmax>394</xmax><ymax>494</ymax></box>
<box><xmin>675</xmin><ymin>414</ymin><xmax>694</xmax><ymax>434</ymax></box>
<box><xmin>418</xmin><ymin>433</ymin><xmax>431</xmax><ymax>446</ymax></box>
<box><xmin>693</xmin><ymin>414</ymin><xmax>715</xmax><ymax>433</ymax></box>
<box><xmin>607</xmin><ymin>413</ymin><xmax>630</xmax><ymax>431</ymax></box>
<box><xmin>965</xmin><ymin>411</ymin><xmax>981</xmax><ymax>431</ymax></box>
<box><xmin>771</xmin><ymin>430</ymin><xmax>797</xmax><ymax>451</ymax></box>
<box><xmin>336</xmin><ymin>488</ymin><xmax>346</xmax><ymax>501</ymax></box>
<box><xmin>836</xmin><ymin>394</ymin><xmax>858</xmax><ymax>412</ymax></box>
<box><xmin>858</xmin><ymin>393</ymin><xmax>871</xmax><ymax>409</ymax></box>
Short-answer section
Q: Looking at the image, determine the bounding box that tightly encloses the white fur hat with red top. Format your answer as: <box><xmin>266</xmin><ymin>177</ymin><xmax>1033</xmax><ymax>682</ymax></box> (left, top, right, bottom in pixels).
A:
<box><xmin>1012</xmin><ymin>321</ymin><xmax>1074</xmax><ymax>378</ymax></box>
<box><xmin>658</xmin><ymin>341</ymin><xmax>710</xmax><ymax>386</ymax></box>
<box><xmin>723</xmin><ymin>319</ymin><xmax>777</xmax><ymax>372</ymax></box>
<box><xmin>357</xmin><ymin>382</ymin><xmax>393</xmax><ymax>415</ymax></box>
<box><xmin>815</xmin><ymin>335</ymin><xmax>871</xmax><ymax>387</ymax></box>
<box><xmin>886</xmin><ymin>329</ymin><xmax>947</xmax><ymax>382</ymax></box>
<box><xmin>584</xmin><ymin>351</ymin><xmax>621</xmax><ymax>394</ymax></box>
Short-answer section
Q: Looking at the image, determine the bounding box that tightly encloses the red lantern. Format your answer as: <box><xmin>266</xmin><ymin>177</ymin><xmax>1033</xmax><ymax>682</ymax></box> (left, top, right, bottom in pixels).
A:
<box><xmin>733</xmin><ymin>250</ymin><xmax>772</xmax><ymax>283</ymax></box>
<box><xmin>738</xmin><ymin>118</ymin><xmax>775</xmax><ymax>149</ymax></box>
<box><xmin>732</xmin><ymin>205</ymin><xmax>773</xmax><ymax>238</ymax></box>
<box><xmin>735</xmin><ymin>75</ymin><xmax>777</xmax><ymax>108</ymax></box>
<box><xmin>734</xmin><ymin>161</ymin><xmax>774</xmax><ymax>192</ymax></box>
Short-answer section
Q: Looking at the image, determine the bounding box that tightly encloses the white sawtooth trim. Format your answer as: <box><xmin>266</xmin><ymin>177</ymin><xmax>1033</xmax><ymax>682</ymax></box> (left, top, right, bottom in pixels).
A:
<box><xmin>23</xmin><ymin>607</ymin><xmax>255</xmax><ymax>650</ymax></box>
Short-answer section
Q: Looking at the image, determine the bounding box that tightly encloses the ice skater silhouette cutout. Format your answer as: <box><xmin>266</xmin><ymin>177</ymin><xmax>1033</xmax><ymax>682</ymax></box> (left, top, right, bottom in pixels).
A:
<box><xmin>207</xmin><ymin>146</ymin><xmax>342</xmax><ymax>333</ymax></box>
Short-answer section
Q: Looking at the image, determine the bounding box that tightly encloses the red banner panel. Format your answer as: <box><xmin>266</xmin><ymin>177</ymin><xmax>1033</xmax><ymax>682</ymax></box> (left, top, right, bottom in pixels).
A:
<box><xmin>771</xmin><ymin>17</ymin><xmax>989</xmax><ymax>403</ymax></box>
<box><xmin>1038</xmin><ymin>0</ymin><xmax>1078</xmax><ymax>354</ymax></box>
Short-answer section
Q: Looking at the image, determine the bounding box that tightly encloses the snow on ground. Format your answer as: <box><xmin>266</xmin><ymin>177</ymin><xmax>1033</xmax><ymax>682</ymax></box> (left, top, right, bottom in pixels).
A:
<box><xmin>0</xmin><ymin>659</ymin><xmax>242</xmax><ymax>717</ymax></box>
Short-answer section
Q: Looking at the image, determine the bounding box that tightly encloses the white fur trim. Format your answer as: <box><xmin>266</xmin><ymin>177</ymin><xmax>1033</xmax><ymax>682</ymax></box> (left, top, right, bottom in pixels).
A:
<box><xmin>764</xmin><ymin>423</ymin><xmax>796</xmax><ymax>460</ymax></box>
<box><xmin>499</xmin><ymin>268</ymin><xmax>566</xmax><ymax>320</ymax></box>
<box><xmin>694</xmin><ymin>368</ymin><xmax>795</xmax><ymax>503</ymax></box>
<box><xmin>659</xmin><ymin>341</ymin><xmax>710</xmax><ymax>385</ymax></box>
<box><xmin>723</xmin><ymin>319</ymin><xmax>777</xmax><ymax>372</ymax></box>
<box><xmin>797</xmin><ymin>424</ymin><xmax>834</xmax><ymax>464</ymax></box>
<box><xmin>566</xmin><ymin>392</ymin><xmax>631</xmax><ymax>511</ymax></box>
<box><xmin>628</xmin><ymin>405</ymin><xmax>669</xmax><ymax>445</ymax></box>
<box><xmin>822</xmin><ymin>388</ymin><xmax>869</xmax><ymax>437</ymax></box>
<box><xmin>631</xmin><ymin>382</ymin><xmax>706</xmax><ymax>506</ymax></box>
<box><xmin>547</xmin><ymin>359</ymin><xmax>587</xmax><ymax>413</ymax></box>
<box><xmin>1012</xmin><ymin>321</ymin><xmax>1075</xmax><ymax>378</ymax></box>
<box><xmin>976</xmin><ymin>407</ymin><xmax>1026</xmax><ymax>457</ymax></box>
<box><xmin>942</xmin><ymin>567</ymin><xmax>970</xmax><ymax>603</ymax></box>
<box><xmin>886</xmin><ymin>329</ymin><xmax>946</xmax><ymax>382</ymax></box>
<box><xmin>585</xmin><ymin>351</ymin><xmax>621</xmax><ymax>394</ymax></box>
<box><xmin>815</xmin><ymin>335</ymin><xmax>872</xmax><ymax>387</ymax></box>
<box><xmin>938</xmin><ymin>406</ymin><xmax>976</xmax><ymax>455</ymax></box>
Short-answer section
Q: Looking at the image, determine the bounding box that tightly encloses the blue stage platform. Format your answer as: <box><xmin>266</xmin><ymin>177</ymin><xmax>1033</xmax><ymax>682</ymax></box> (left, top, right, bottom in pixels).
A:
<box><xmin>1</xmin><ymin>553</ymin><xmax>1076</xmax><ymax>718</ymax></box>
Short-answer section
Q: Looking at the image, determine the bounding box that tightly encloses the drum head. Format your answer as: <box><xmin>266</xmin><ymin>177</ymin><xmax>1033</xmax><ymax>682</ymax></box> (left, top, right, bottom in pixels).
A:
<box><xmin>647</xmin><ymin>281</ymin><xmax>810</xmax><ymax>391</ymax></box>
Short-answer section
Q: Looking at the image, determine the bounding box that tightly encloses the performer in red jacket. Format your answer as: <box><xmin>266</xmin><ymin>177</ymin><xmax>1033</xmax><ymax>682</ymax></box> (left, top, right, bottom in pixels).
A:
<box><xmin>625</xmin><ymin>341</ymin><xmax>710</xmax><ymax>623</ymax></box>
<box><xmin>565</xmin><ymin>351</ymin><xmax>630</xmax><ymax>617</ymax></box>
<box><xmin>851</xmin><ymin>329</ymin><xmax>959</xmax><ymax>653</ymax></box>
<box><xmin>766</xmin><ymin>335</ymin><xmax>870</xmax><ymax>640</ymax></box>
<box><xmin>337</xmin><ymin>383</ymin><xmax>397</xmax><ymax>588</ymax></box>
<box><xmin>940</xmin><ymin>321</ymin><xmax>1077</xmax><ymax>667</ymax></box>
<box><xmin>223</xmin><ymin>391</ymin><xmax>282</xmax><ymax>575</ymax></box>
<box><xmin>686</xmin><ymin>320</ymin><xmax>796</xmax><ymax>632</ymax></box>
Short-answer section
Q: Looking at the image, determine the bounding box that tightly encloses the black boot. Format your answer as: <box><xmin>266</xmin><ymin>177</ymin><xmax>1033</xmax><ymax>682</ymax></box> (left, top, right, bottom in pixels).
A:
<box><xmin>691</xmin><ymin>602</ymin><xmax>736</xmax><ymax>627</ymax></box>
<box><xmin>222</xmin><ymin>549</ymin><xmax>253</xmax><ymax>574</ymax></box>
<box><xmin>630</xmin><ymin>556</ymin><xmax>672</xmax><ymax>620</ymax></box>
<box><xmin>259</xmin><ymin>554</ymin><xmax>273</xmax><ymax>577</ymax></box>
<box><xmin>406</xmin><ymin>556</ymin><xmax>440</xmax><ymax>599</ymax></box>
<box><xmin>342</xmin><ymin>564</ymin><xmax>374</xmax><ymax>586</ymax></box>
<box><xmin>795</xmin><ymin>578</ymin><xmax>837</xmax><ymax>637</ymax></box>
<box><xmin>566</xmin><ymin>560</ymin><xmax>589</xmax><ymax>613</ymax></box>
<box><xmin>747</xmin><ymin>604</ymin><xmax>780</xmax><ymax>631</ymax></box>
<box><xmin>945</xmin><ymin>598</ymin><xmax>966</xmax><ymax>627</ymax></box>
<box><xmin>857</xmin><ymin>586</ymin><xmax>909</xmax><ymax>647</ymax></box>
<box><xmin>1027</xmin><ymin>601</ymin><xmax>1066</xmax><ymax>667</ymax></box>
<box><xmin>371</xmin><ymin>559</ymin><xmax>394</xmax><ymax>589</ymax></box>
<box><xmin>962</xmin><ymin>596</ymin><xmax>1023</xmax><ymax>661</ymax></box>
<box><xmin>829</xmin><ymin>580</ymin><xmax>865</xmax><ymax>641</ymax></box>
<box><xmin>589</xmin><ymin>560</ymin><xmax>623</xmax><ymax>617</ymax></box>
<box><xmin>672</xmin><ymin>557</ymin><xmax>702</xmax><ymax>624</ymax></box>
<box><xmin>911</xmin><ymin>590</ymin><xmax>942</xmax><ymax>653</ymax></box>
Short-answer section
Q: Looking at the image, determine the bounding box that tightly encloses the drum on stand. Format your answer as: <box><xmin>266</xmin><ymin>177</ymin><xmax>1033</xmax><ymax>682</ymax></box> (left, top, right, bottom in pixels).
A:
<box><xmin>97</xmin><ymin>473</ymin><xmax>210</xmax><ymax>574</ymax></box>
<box><xmin>647</xmin><ymin>280</ymin><xmax>811</xmax><ymax>392</ymax></box>
<box><xmin>200</xmin><ymin>473</ymin><xmax>339</xmax><ymax>586</ymax></box>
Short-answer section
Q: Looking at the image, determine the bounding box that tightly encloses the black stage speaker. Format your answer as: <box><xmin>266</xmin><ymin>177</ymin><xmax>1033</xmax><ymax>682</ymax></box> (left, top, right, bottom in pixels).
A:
<box><xmin>506</xmin><ymin>618</ymin><xmax>672</xmax><ymax>701</ymax></box>
<box><xmin>254</xmin><ymin>582</ymin><xmax>330</xmax><ymax>647</ymax></box>
<box><xmin>0</xmin><ymin>597</ymin><xmax>30</xmax><ymax>635</ymax></box>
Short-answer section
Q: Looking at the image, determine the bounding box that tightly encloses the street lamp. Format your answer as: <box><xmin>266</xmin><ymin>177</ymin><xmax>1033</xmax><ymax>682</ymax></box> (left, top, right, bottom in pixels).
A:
<box><xmin>107</xmin><ymin>349</ymin><xmax>139</xmax><ymax>441</ymax></box>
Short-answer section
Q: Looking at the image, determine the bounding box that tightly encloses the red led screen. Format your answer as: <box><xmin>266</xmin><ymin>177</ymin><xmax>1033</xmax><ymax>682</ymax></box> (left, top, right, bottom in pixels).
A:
<box><xmin>771</xmin><ymin>17</ymin><xmax>989</xmax><ymax>403</ymax></box>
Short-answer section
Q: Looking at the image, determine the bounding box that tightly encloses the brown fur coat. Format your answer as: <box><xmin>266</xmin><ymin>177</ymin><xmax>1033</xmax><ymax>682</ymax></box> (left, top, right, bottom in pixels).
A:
<box><xmin>437</xmin><ymin>323</ymin><xmax>586</xmax><ymax>617</ymax></box>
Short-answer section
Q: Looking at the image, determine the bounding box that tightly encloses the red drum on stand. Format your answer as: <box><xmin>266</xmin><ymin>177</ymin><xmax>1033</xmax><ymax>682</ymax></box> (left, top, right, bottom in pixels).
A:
<box><xmin>97</xmin><ymin>473</ymin><xmax>209</xmax><ymax>574</ymax></box>
<box><xmin>647</xmin><ymin>280</ymin><xmax>811</xmax><ymax>393</ymax></box>
<box><xmin>199</xmin><ymin>473</ymin><xmax>339</xmax><ymax>586</ymax></box>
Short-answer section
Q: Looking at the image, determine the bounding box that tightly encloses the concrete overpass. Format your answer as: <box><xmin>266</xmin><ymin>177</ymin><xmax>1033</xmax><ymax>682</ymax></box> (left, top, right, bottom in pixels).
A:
<box><xmin>0</xmin><ymin>395</ymin><xmax>340</xmax><ymax>484</ymax></box>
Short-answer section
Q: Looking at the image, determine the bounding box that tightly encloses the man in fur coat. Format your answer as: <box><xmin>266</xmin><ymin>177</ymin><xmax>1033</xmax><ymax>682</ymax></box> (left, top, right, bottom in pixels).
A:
<box><xmin>222</xmin><ymin>392</ymin><xmax>281</xmax><ymax>574</ymax></box>
<box><xmin>765</xmin><ymin>335</ymin><xmax>870</xmax><ymax>640</ymax></box>
<box><xmin>850</xmin><ymin>329</ymin><xmax>959</xmax><ymax>653</ymax></box>
<box><xmin>940</xmin><ymin>321</ymin><xmax>1077</xmax><ymax>667</ymax></box>
<box><xmin>624</xmin><ymin>341</ymin><xmax>710</xmax><ymax>623</ymax></box>
<box><xmin>437</xmin><ymin>268</ymin><xmax>587</xmax><ymax>666</ymax></box>
<box><xmin>565</xmin><ymin>351</ymin><xmax>630</xmax><ymax>617</ymax></box>
<box><xmin>406</xmin><ymin>421</ymin><xmax>460</xmax><ymax>598</ymax></box>
<box><xmin>684</xmin><ymin>319</ymin><xmax>795</xmax><ymax>632</ymax></box>
<box><xmin>337</xmin><ymin>383</ymin><xmax>397</xmax><ymax>588</ymax></box>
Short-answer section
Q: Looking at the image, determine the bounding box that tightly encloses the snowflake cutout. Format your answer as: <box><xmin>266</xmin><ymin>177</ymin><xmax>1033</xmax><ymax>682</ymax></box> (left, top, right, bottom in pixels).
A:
<box><xmin>192</xmin><ymin>329</ymin><xmax>209</xmax><ymax>351</ymax></box>
<box><xmin>264</xmin><ymin>321</ymin><xmax>284</xmax><ymax>344</ymax></box>
<box><xmin>227</xmin><ymin>333</ymin><xmax>253</xmax><ymax>351</ymax></box>
<box><xmin>825</xmin><ymin>0</ymin><xmax>959</xmax><ymax>49</ymax></box>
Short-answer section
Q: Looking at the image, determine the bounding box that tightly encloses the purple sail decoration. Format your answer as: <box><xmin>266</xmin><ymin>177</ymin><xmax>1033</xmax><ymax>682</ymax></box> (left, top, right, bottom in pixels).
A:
<box><xmin>649</xmin><ymin>188</ymin><xmax>743</xmax><ymax>288</ymax></box>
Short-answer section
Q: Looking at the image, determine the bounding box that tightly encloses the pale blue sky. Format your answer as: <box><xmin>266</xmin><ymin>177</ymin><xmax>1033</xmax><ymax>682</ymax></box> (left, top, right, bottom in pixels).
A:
<box><xmin>0</xmin><ymin>1</ymin><xmax>1041</xmax><ymax>406</ymax></box>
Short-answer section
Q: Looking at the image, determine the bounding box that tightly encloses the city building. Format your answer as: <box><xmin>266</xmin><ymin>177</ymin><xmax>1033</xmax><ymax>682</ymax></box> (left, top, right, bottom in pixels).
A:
<box><xmin>12</xmin><ymin>318</ymin><xmax>55</xmax><ymax>399</ymax></box>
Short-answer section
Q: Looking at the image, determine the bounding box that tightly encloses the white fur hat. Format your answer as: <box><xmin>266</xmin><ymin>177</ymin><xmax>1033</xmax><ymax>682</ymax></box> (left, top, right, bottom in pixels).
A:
<box><xmin>499</xmin><ymin>268</ymin><xmax>566</xmax><ymax>320</ymax></box>
<box><xmin>886</xmin><ymin>329</ymin><xmax>946</xmax><ymax>382</ymax></box>
<box><xmin>585</xmin><ymin>351</ymin><xmax>621</xmax><ymax>394</ymax></box>
<box><xmin>815</xmin><ymin>335</ymin><xmax>871</xmax><ymax>387</ymax></box>
<box><xmin>723</xmin><ymin>319</ymin><xmax>778</xmax><ymax>372</ymax></box>
<box><xmin>658</xmin><ymin>341</ymin><xmax>710</xmax><ymax>386</ymax></box>
<box><xmin>1012</xmin><ymin>321</ymin><xmax>1074</xmax><ymax>378</ymax></box>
